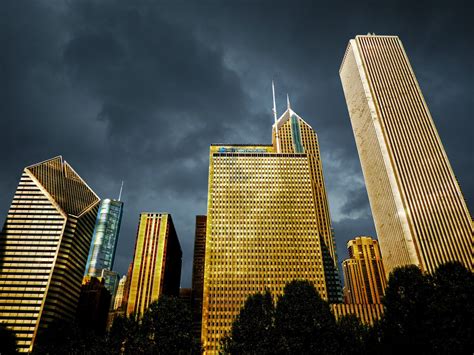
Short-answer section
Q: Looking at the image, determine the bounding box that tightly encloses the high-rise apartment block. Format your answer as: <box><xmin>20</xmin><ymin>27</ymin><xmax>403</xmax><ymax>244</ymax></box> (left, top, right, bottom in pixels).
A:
<box><xmin>340</xmin><ymin>35</ymin><xmax>472</xmax><ymax>275</ymax></box>
<box><xmin>0</xmin><ymin>156</ymin><xmax>100</xmax><ymax>352</ymax></box>
<box><xmin>126</xmin><ymin>213</ymin><xmax>182</xmax><ymax>318</ymax></box>
<box><xmin>85</xmin><ymin>198</ymin><xmax>123</xmax><ymax>278</ymax></box>
<box><xmin>201</xmin><ymin>102</ymin><xmax>339</xmax><ymax>352</ymax></box>
<box><xmin>342</xmin><ymin>236</ymin><xmax>386</xmax><ymax>304</ymax></box>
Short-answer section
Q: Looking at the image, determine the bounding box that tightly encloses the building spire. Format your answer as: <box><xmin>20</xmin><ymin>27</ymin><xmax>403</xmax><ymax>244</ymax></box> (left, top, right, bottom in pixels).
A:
<box><xmin>118</xmin><ymin>180</ymin><xmax>124</xmax><ymax>201</ymax></box>
<box><xmin>287</xmin><ymin>93</ymin><xmax>291</xmax><ymax>111</ymax></box>
<box><xmin>272</xmin><ymin>81</ymin><xmax>281</xmax><ymax>153</ymax></box>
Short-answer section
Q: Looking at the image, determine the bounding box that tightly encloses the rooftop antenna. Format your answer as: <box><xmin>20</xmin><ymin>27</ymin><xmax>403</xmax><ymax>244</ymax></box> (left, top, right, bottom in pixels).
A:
<box><xmin>272</xmin><ymin>81</ymin><xmax>281</xmax><ymax>153</ymax></box>
<box><xmin>118</xmin><ymin>180</ymin><xmax>124</xmax><ymax>201</ymax></box>
<box><xmin>287</xmin><ymin>93</ymin><xmax>291</xmax><ymax>111</ymax></box>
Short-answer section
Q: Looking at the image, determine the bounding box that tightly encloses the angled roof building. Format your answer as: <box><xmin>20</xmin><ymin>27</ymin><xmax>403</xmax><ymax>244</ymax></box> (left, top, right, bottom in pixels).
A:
<box><xmin>0</xmin><ymin>156</ymin><xmax>100</xmax><ymax>352</ymax></box>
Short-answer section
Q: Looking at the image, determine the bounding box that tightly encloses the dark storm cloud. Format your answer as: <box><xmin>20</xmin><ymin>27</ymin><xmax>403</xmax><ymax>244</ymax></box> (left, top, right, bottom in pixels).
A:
<box><xmin>1</xmin><ymin>0</ymin><xmax>472</xmax><ymax>287</ymax></box>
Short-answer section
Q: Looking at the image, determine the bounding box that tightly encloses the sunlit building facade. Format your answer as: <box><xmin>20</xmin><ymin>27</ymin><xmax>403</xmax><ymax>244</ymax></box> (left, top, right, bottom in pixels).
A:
<box><xmin>113</xmin><ymin>275</ymin><xmax>127</xmax><ymax>310</ymax></box>
<box><xmin>342</xmin><ymin>236</ymin><xmax>386</xmax><ymax>304</ymax></box>
<box><xmin>272</xmin><ymin>105</ymin><xmax>342</xmax><ymax>302</ymax></box>
<box><xmin>126</xmin><ymin>213</ymin><xmax>182</xmax><ymax>318</ymax></box>
<box><xmin>340</xmin><ymin>35</ymin><xmax>473</xmax><ymax>275</ymax></box>
<box><xmin>0</xmin><ymin>156</ymin><xmax>100</xmax><ymax>352</ymax></box>
<box><xmin>202</xmin><ymin>140</ymin><xmax>329</xmax><ymax>352</ymax></box>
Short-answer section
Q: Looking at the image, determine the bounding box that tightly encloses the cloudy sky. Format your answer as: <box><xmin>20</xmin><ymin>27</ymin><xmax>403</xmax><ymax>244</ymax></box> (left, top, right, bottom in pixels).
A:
<box><xmin>1</xmin><ymin>0</ymin><xmax>472</xmax><ymax>287</ymax></box>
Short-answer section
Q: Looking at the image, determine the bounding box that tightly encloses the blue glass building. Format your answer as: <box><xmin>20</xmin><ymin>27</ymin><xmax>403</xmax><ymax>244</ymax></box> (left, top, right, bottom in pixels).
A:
<box><xmin>85</xmin><ymin>199</ymin><xmax>123</xmax><ymax>283</ymax></box>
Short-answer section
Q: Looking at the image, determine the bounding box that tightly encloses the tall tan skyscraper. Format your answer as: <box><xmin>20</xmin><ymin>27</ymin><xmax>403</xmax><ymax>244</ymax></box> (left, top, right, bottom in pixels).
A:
<box><xmin>340</xmin><ymin>35</ymin><xmax>472</xmax><ymax>275</ymax></box>
<box><xmin>202</xmin><ymin>100</ymin><xmax>336</xmax><ymax>352</ymax></box>
<box><xmin>0</xmin><ymin>156</ymin><xmax>100</xmax><ymax>352</ymax></box>
<box><xmin>272</xmin><ymin>102</ymin><xmax>342</xmax><ymax>302</ymax></box>
<box><xmin>126</xmin><ymin>213</ymin><xmax>182</xmax><ymax>318</ymax></box>
<box><xmin>342</xmin><ymin>236</ymin><xmax>386</xmax><ymax>304</ymax></box>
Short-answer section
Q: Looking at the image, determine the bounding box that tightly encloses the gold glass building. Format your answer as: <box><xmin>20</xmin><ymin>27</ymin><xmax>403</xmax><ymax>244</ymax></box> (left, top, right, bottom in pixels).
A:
<box><xmin>0</xmin><ymin>156</ymin><xmax>100</xmax><ymax>352</ymax></box>
<box><xmin>202</xmin><ymin>108</ymin><xmax>336</xmax><ymax>352</ymax></box>
<box><xmin>272</xmin><ymin>105</ymin><xmax>342</xmax><ymax>302</ymax></box>
<box><xmin>342</xmin><ymin>236</ymin><xmax>386</xmax><ymax>304</ymax></box>
<box><xmin>340</xmin><ymin>35</ymin><xmax>473</xmax><ymax>275</ymax></box>
<box><xmin>126</xmin><ymin>213</ymin><xmax>182</xmax><ymax>318</ymax></box>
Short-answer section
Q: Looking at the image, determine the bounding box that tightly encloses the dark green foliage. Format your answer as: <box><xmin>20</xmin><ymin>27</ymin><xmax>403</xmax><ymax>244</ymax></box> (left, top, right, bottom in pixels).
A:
<box><xmin>427</xmin><ymin>262</ymin><xmax>474</xmax><ymax>354</ymax></box>
<box><xmin>107</xmin><ymin>314</ymin><xmax>144</xmax><ymax>354</ymax></box>
<box><xmin>33</xmin><ymin>320</ymin><xmax>106</xmax><ymax>355</ymax></box>
<box><xmin>0</xmin><ymin>323</ymin><xmax>17</xmax><ymax>355</ymax></box>
<box><xmin>141</xmin><ymin>295</ymin><xmax>199</xmax><ymax>354</ymax></box>
<box><xmin>221</xmin><ymin>291</ymin><xmax>275</xmax><ymax>355</ymax></box>
<box><xmin>275</xmin><ymin>280</ymin><xmax>337</xmax><ymax>354</ymax></box>
<box><xmin>336</xmin><ymin>314</ymin><xmax>369</xmax><ymax>355</ymax></box>
<box><xmin>378</xmin><ymin>265</ymin><xmax>434</xmax><ymax>353</ymax></box>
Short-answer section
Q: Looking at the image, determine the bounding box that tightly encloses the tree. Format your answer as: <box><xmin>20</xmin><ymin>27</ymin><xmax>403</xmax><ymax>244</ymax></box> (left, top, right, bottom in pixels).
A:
<box><xmin>336</xmin><ymin>314</ymin><xmax>369</xmax><ymax>355</ymax></box>
<box><xmin>107</xmin><ymin>314</ymin><xmax>144</xmax><ymax>354</ymax></box>
<box><xmin>274</xmin><ymin>280</ymin><xmax>337</xmax><ymax>354</ymax></box>
<box><xmin>428</xmin><ymin>262</ymin><xmax>474</xmax><ymax>354</ymax></box>
<box><xmin>378</xmin><ymin>265</ymin><xmax>433</xmax><ymax>353</ymax></box>
<box><xmin>220</xmin><ymin>290</ymin><xmax>275</xmax><ymax>354</ymax></box>
<box><xmin>0</xmin><ymin>323</ymin><xmax>17</xmax><ymax>355</ymax></box>
<box><xmin>141</xmin><ymin>295</ymin><xmax>198</xmax><ymax>354</ymax></box>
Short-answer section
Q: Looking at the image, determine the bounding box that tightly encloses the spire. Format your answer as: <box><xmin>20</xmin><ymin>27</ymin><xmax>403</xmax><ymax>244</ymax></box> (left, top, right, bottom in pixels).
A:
<box><xmin>287</xmin><ymin>93</ymin><xmax>291</xmax><ymax>111</ymax></box>
<box><xmin>118</xmin><ymin>180</ymin><xmax>124</xmax><ymax>201</ymax></box>
<box><xmin>272</xmin><ymin>81</ymin><xmax>281</xmax><ymax>153</ymax></box>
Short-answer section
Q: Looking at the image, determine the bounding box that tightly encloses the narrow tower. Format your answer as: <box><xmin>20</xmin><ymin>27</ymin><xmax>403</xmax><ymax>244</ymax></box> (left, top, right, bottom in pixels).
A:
<box><xmin>340</xmin><ymin>35</ymin><xmax>472</xmax><ymax>274</ymax></box>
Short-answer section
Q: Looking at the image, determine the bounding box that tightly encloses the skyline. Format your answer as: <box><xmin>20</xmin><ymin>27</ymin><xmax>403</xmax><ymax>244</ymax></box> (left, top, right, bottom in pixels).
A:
<box><xmin>1</xmin><ymin>1</ymin><xmax>472</xmax><ymax>288</ymax></box>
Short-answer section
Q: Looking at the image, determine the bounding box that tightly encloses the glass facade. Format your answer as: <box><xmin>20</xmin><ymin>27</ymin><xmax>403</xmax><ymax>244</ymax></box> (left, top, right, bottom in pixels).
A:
<box><xmin>85</xmin><ymin>199</ymin><xmax>123</xmax><ymax>278</ymax></box>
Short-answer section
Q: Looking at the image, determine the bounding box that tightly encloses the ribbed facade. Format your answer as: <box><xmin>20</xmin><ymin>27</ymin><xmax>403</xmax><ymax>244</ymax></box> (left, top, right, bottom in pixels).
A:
<box><xmin>126</xmin><ymin>213</ymin><xmax>182</xmax><ymax>318</ymax></box>
<box><xmin>0</xmin><ymin>156</ymin><xmax>99</xmax><ymax>352</ymax></box>
<box><xmin>340</xmin><ymin>35</ymin><xmax>473</xmax><ymax>275</ymax></box>
<box><xmin>202</xmin><ymin>145</ymin><xmax>327</xmax><ymax>353</ymax></box>
<box><xmin>273</xmin><ymin>109</ymin><xmax>342</xmax><ymax>302</ymax></box>
<box><xmin>331</xmin><ymin>303</ymin><xmax>384</xmax><ymax>325</ymax></box>
<box><xmin>342</xmin><ymin>236</ymin><xmax>386</xmax><ymax>304</ymax></box>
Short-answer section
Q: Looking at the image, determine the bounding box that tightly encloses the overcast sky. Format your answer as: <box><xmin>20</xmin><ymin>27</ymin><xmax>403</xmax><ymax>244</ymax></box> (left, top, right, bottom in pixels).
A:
<box><xmin>1</xmin><ymin>0</ymin><xmax>472</xmax><ymax>287</ymax></box>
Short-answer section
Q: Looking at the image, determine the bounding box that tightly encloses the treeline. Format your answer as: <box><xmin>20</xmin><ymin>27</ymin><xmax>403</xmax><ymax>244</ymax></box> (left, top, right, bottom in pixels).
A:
<box><xmin>0</xmin><ymin>296</ymin><xmax>199</xmax><ymax>355</ymax></box>
<box><xmin>0</xmin><ymin>262</ymin><xmax>472</xmax><ymax>354</ymax></box>
<box><xmin>222</xmin><ymin>262</ymin><xmax>473</xmax><ymax>354</ymax></box>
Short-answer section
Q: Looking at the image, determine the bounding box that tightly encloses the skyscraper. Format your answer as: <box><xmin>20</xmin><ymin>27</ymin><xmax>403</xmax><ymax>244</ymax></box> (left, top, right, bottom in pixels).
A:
<box><xmin>342</xmin><ymin>236</ymin><xmax>386</xmax><ymax>304</ymax></box>
<box><xmin>126</xmin><ymin>213</ymin><xmax>182</xmax><ymax>318</ymax></box>
<box><xmin>340</xmin><ymin>35</ymin><xmax>472</xmax><ymax>274</ymax></box>
<box><xmin>85</xmin><ymin>198</ymin><xmax>123</xmax><ymax>279</ymax></box>
<box><xmin>191</xmin><ymin>215</ymin><xmax>206</xmax><ymax>340</ymax></box>
<box><xmin>113</xmin><ymin>275</ymin><xmax>127</xmax><ymax>311</ymax></box>
<box><xmin>272</xmin><ymin>100</ymin><xmax>342</xmax><ymax>302</ymax></box>
<box><xmin>202</xmin><ymin>130</ymin><xmax>331</xmax><ymax>352</ymax></box>
<box><xmin>0</xmin><ymin>156</ymin><xmax>100</xmax><ymax>352</ymax></box>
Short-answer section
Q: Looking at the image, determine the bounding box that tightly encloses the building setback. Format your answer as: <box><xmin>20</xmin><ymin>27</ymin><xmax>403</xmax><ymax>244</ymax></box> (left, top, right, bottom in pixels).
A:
<box><xmin>342</xmin><ymin>236</ymin><xmax>386</xmax><ymax>304</ymax></box>
<box><xmin>340</xmin><ymin>35</ymin><xmax>473</xmax><ymax>275</ymax></box>
<box><xmin>126</xmin><ymin>213</ymin><xmax>182</xmax><ymax>318</ymax></box>
<box><xmin>0</xmin><ymin>156</ymin><xmax>100</xmax><ymax>352</ymax></box>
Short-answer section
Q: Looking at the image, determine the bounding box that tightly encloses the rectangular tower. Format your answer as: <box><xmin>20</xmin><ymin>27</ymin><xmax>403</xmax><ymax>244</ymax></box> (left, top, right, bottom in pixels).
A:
<box><xmin>342</xmin><ymin>236</ymin><xmax>386</xmax><ymax>304</ymax></box>
<box><xmin>191</xmin><ymin>215</ymin><xmax>207</xmax><ymax>340</ymax></box>
<box><xmin>273</xmin><ymin>107</ymin><xmax>342</xmax><ymax>302</ymax></box>
<box><xmin>126</xmin><ymin>213</ymin><xmax>182</xmax><ymax>318</ymax></box>
<box><xmin>0</xmin><ymin>156</ymin><xmax>100</xmax><ymax>352</ymax></box>
<box><xmin>340</xmin><ymin>35</ymin><xmax>472</xmax><ymax>274</ymax></box>
<box><xmin>202</xmin><ymin>145</ymin><xmax>327</xmax><ymax>353</ymax></box>
<box><xmin>85</xmin><ymin>198</ymin><xmax>123</xmax><ymax>278</ymax></box>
